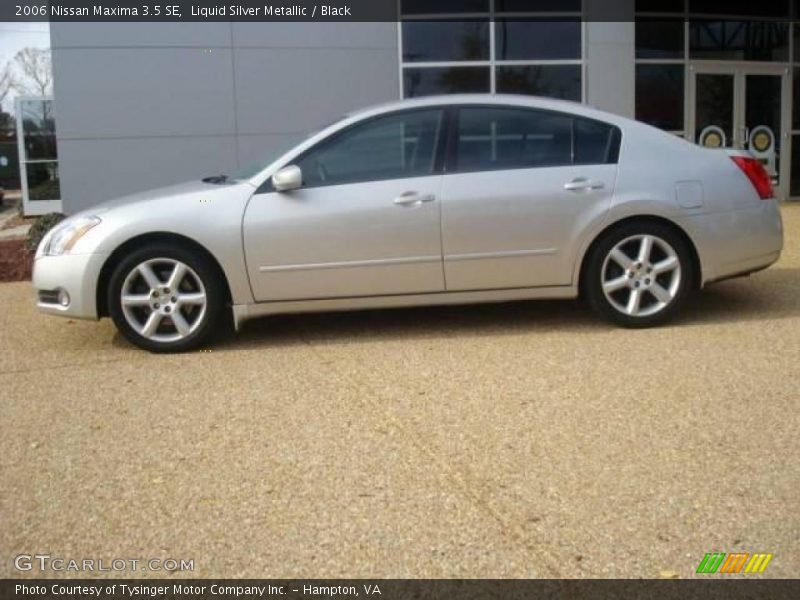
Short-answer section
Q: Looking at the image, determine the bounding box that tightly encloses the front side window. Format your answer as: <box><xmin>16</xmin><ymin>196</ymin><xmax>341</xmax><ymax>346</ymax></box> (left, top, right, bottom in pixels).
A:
<box><xmin>454</xmin><ymin>107</ymin><xmax>619</xmax><ymax>172</ymax></box>
<box><xmin>296</xmin><ymin>109</ymin><xmax>444</xmax><ymax>188</ymax></box>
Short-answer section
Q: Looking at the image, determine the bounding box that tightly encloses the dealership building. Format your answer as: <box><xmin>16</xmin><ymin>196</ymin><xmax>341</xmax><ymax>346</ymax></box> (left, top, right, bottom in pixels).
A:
<box><xmin>33</xmin><ymin>0</ymin><xmax>800</xmax><ymax>214</ymax></box>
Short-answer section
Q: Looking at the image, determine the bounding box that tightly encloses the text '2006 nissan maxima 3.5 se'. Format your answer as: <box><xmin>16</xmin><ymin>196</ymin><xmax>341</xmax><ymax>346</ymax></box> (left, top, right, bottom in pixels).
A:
<box><xmin>33</xmin><ymin>95</ymin><xmax>783</xmax><ymax>352</ymax></box>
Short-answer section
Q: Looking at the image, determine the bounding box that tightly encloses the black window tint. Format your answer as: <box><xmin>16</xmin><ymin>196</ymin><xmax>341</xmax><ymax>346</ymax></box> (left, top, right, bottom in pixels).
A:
<box><xmin>495</xmin><ymin>19</ymin><xmax>581</xmax><ymax>60</ymax></box>
<box><xmin>401</xmin><ymin>0</ymin><xmax>489</xmax><ymax>14</ymax></box>
<box><xmin>574</xmin><ymin>119</ymin><xmax>620</xmax><ymax>165</ymax></box>
<box><xmin>402</xmin><ymin>21</ymin><xmax>489</xmax><ymax>62</ymax></box>
<box><xmin>689</xmin><ymin>20</ymin><xmax>789</xmax><ymax>62</ymax></box>
<box><xmin>456</xmin><ymin>107</ymin><xmax>573</xmax><ymax>171</ymax></box>
<box><xmin>497</xmin><ymin>0</ymin><xmax>582</xmax><ymax>10</ymax></box>
<box><xmin>635</xmin><ymin>64</ymin><xmax>684</xmax><ymax>130</ymax></box>
<box><xmin>496</xmin><ymin>65</ymin><xmax>581</xmax><ymax>101</ymax></box>
<box><xmin>636</xmin><ymin>19</ymin><xmax>684</xmax><ymax>59</ymax></box>
<box><xmin>297</xmin><ymin>110</ymin><xmax>443</xmax><ymax>187</ymax></box>
<box><xmin>404</xmin><ymin>67</ymin><xmax>490</xmax><ymax>97</ymax></box>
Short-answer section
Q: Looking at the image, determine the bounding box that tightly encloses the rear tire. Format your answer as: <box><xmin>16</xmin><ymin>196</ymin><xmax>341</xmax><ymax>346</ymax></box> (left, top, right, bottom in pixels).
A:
<box><xmin>583</xmin><ymin>222</ymin><xmax>694</xmax><ymax>328</ymax></box>
<box><xmin>108</xmin><ymin>243</ymin><xmax>224</xmax><ymax>352</ymax></box>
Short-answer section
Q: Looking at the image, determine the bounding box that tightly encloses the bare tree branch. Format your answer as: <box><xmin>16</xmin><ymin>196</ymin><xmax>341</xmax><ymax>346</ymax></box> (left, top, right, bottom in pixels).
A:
<box><xmin>0</xmin><ymin>62</ymin><xmax>16</xmax><ymax>110</ymax></box>
<box><xmin>13</xmin><ymin>47</ymin><xmax>52</xmax><ymax>98</ymax></box>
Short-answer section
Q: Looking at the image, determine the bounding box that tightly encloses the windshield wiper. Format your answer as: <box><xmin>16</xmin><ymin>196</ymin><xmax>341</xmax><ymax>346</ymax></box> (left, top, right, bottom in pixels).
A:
<box><xmin>202</xmin><ymin>174</ymin><xmax>229</xmax><ymax>184</ymax></box>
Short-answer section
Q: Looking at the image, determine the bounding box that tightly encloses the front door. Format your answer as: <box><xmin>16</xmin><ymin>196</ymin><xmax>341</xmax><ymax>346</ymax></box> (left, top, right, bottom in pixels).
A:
<box><xmin>690</xmin><ymin>64</ymin><xmax>789</xmax><ymax>198</ymax></box>
<box><xmin>243</xmin><ymin>108</ymin><xmax>446</xmax><ymax>302</ymax></box>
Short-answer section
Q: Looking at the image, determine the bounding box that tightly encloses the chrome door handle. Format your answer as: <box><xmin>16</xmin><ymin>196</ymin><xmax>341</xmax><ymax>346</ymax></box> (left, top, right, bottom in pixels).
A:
<box><xmin>564</xmin><ymin>178</ymin><xmax>605</xmax><ymax>192</ymax></box>
<box><xmin>393</xmin><ymin>192</ymin><xmax>436</xmax><ymax>206</ymax></box>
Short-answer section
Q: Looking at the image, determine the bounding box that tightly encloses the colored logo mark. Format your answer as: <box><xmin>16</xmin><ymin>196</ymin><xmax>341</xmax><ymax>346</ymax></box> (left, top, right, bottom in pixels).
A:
<box><xmin>696</xmin><ymin>552</ymin><xmax>773</xmax><ymax>574</ymax></box>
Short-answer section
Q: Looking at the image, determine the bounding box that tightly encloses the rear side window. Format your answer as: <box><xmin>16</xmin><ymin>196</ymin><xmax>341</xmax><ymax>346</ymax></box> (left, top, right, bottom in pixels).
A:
<box><xmin>453</xmin><ymin>106</ymin><xmax>620</xmax><ymax>172</ymax></box>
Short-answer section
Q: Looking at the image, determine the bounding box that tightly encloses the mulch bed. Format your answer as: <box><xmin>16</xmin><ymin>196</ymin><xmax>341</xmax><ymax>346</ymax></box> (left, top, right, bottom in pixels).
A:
<box><xmin>0</xmin><ymin>238</ymin><xmax>33</xmax><ymax>282</ymax></box>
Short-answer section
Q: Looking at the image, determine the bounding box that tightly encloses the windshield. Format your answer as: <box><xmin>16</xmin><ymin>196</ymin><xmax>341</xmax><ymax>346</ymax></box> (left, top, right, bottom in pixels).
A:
<box><xmin>229</xmin><ymin>115</ymin><xmax>349</xmax><ymax>181</ymax></box>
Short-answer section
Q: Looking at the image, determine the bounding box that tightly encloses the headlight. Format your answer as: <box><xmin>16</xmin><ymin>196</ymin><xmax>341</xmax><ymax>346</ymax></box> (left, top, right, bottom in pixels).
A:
<box><xmin>42</xmin><ymin>216</ymin><xmax>102</xmax><ymax>256</ymax></box>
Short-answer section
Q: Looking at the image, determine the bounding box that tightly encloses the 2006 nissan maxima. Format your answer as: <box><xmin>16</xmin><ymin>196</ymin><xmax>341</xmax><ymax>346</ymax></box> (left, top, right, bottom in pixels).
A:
<box><xmin>33</xmin><ymin>95</ymin><xmax>783</xmax><ymax>352</ymax></box>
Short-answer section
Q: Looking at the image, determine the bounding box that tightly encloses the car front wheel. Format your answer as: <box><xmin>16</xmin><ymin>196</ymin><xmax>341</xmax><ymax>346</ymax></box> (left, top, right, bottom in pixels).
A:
<box><xmin>584</xmin><ymin>222</ymin><xmax>693</xmax><ymax>327</ymax></box>
<box><xmin>108</xmin><ymin>244</ymin><xmax>224</xmax><ymax>352</ymax></box>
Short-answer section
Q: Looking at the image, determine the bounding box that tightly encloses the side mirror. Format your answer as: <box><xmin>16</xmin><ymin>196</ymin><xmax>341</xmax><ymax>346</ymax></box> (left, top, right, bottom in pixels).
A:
<box><xmin>272</xmin><ymin>165</ymin><xmax>302</xmax><ymax>192</ymax></box>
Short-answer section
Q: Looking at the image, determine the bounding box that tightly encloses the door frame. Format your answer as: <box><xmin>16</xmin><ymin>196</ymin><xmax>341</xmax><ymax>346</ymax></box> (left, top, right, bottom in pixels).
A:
<box><xmin>687</xmin><ymin>62</ymin><xmax>791</xmax><ymax>200</ymax></box>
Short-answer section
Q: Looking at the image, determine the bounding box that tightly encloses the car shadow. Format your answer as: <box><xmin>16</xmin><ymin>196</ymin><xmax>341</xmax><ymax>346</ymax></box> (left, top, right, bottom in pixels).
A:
<box><xmin>212</xmin><ymin>267</ymin><xmax>799</xmax><ymax>351</ymax></box>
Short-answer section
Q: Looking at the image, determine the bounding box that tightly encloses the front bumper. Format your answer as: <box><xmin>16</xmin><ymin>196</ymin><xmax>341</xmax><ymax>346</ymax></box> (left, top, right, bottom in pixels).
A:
<box><xmin>32</xmin><ymin>252</ymin><xmax>109</xmax><ymax>320</ymax></box>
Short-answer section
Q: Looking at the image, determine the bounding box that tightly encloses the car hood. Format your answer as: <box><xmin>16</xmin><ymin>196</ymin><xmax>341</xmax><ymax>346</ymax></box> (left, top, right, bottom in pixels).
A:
<box><xmin>85</xmin><ymin>179</ymin><xmax>254</xmax><ymax>216</ymax></box>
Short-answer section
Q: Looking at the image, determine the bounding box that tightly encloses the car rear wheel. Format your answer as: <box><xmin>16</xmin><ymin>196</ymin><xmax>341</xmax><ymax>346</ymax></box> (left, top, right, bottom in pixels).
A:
<box><xmin>108</xmin><ymin>244</ymin><xmax>224</xmax><ymax>352</ymax></box>
<box><xmin>584</xmin><ymin>222</ymin><xmax>693</xmax><ymax>327</ymax></box>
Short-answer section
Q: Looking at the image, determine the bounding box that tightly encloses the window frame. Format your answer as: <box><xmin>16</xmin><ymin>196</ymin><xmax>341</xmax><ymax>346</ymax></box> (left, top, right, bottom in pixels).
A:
<box><xmin>398</xmin><ymin>0</ymin><xmax>585</xmax><ymax>101</ymax></box>
<box><xmin>444</xmin><ymin>104</ymin><xmax>622</xmax><ymax>175</ymax></box>
<box><xmin>258</xmin><ymin>107</ymin><xmax>450</xmax><ymax>193</ymax></box>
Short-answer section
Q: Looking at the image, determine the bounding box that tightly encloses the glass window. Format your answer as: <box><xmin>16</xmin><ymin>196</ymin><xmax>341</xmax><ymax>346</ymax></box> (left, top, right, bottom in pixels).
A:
<box><xmin>636</xmin><ymin>19</ymin><xmax>684</xmax><ymax>58</ymax></box>
<box><xmin>496</xmin><ymin>65</ymin><xmax>581</xmax><ymax>101</ymax></box>
<box><xmin>296</xmin><ymin>109</ymin><xmax>444</xmax><ymax>187</ymax></box>
<box><xmin>495</xmin><ymin>19</ymin><xmax>581</xmax><ymax>60</ymax></box>
<box><xmin>495</xmin><ymin>0</ymin><xmax>582</xmax><ymax>12</ymax></box>
<box><xmin>689</xmin><ymin>20</ymin><xmax>789</xmax><ymax>62</ymax></box>
<box><xmin>455</xmin><ymin>107</ymin><xmax>573</xmax><ymax>171</ymax></box>
<box><xmin>635</xmin><ymin>0</ymin><xmax>685</xmax><ymax>12</ymax></box>
<box><xmin>695</xmin><ymin>73</ymin><xmax>734</xmax><ymax>146</ymax></box>
<box><xmin>794</xmin><ymin>67</ymin><xmax>800</xmax><ymax>131</ymax></box>
<box><xmin>791</xmin><ymin>134</ymin><xmax>800</xmax><ymax>196</ymax></box>
<box><xmin>794</xmin><ymin>22</ymin><xmax>800</xmax><ymax>61</ymax></box>
<box><xmin>574</xmin><ymin>119</ymin><xmax>620</xmax><ymax>165</ymax></box>
<box><xmin>689</xmin><ymin>0</ymin><xmax>790</xmax><ymax>18</ymax></box>
<box><xmin>402</xmin><ymin>21</ymin><xmax>489</xmax><ymax>62</ymax></box>
<box><xmin>635</xmin><ymin>64</ymin><xmax>684</xmax><ymax>131</ymax></box>
<box><xmin>401</xmin><ymin>0</ymin><xmax>489</xmax><ymax>15</ymax></box>
<box><xmin>403</xmin><ymin>67</ymin><xmax>490</xmax><ymax>97</ymax></box>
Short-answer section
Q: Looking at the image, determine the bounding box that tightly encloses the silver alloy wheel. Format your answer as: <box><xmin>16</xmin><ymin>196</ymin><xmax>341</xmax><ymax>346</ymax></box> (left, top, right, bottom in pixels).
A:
<box><xmin>601</xmin><ymin>234</ymin><xmax>682</xmax><ymax>318</ymax></box>
<box><xmin>120</xmin><ymin>258</ymin><xmax>207</xmax><ymax>343</ymax></box>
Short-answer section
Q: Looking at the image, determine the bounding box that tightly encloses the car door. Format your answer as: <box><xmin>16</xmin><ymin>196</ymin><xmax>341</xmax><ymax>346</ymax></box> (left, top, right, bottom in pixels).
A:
<box><xmin>441</xmin><ymin>105</ymin><xmax>620</xmax><ymax>291</ymax></box>
<box><xmin>243</xmin><ymin>108</ymin><xmax>446</xmax><ymax>302</ymax></box>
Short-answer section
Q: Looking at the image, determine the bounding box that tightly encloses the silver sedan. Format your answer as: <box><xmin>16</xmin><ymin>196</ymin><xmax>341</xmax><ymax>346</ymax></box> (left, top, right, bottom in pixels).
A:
<box><xmin>33</xmin><ymin>95</ymin><xmax>783</xmax><ymax>352</ymax></box>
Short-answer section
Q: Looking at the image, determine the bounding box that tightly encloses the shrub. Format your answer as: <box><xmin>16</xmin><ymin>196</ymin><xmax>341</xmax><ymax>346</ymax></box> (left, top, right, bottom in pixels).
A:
<box><xmin>26</xmin><ymin>212</ymin><xmax>66</xmax><ymax>252</ymax></box>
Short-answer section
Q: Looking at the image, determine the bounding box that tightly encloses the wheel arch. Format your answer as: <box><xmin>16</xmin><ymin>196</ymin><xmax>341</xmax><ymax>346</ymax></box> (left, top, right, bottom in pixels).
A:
<box><xmin>96</xmin><ymin>232</ymin><xmax>233</xmax><ymax>318</ymax></box>
<box><xmin>577</xmin><ymin>215</ymin><xmax>702</xmax><ymax>295</ymax></box>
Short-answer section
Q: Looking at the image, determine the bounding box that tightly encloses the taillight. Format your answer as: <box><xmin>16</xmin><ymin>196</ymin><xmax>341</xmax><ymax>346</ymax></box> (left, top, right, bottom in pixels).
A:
<box><xmin>731</xmin><ymin>156</ymin><xmax>774</xmax><ymax>200</ymax></box>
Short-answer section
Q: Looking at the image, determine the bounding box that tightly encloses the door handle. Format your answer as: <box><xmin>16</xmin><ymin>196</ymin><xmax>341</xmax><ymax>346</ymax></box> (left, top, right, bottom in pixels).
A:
<box><xmin>393</xmin><ymin>191</ymin><xmax>436</xmax><ymax>206</ymax></box>
<box><xmin>564</xmin><ymin>178</ymin><xmax>605</xmax><ymax>192</ymax></box>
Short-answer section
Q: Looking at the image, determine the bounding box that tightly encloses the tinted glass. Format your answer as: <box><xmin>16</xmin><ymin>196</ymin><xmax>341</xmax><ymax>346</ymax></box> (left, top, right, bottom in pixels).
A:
<box><xmin>20</xmin><ymin>99</ymin><xmax>57</xmax><ymax>161</ymax></box>
<box><xmin>402</xmin><ymin>20</ymin><xmax>489</xmax><ymax>62</ymax></box>
<box><xmin>746</xmin><ymin>74</ymin><xmax>782</xmax><ymax>178</ymax></box>
<box><xmin>403</xmin><ymin>67</ymin><xmax>490</xmax><ymax>97</ymax></box>
<box><xmin>456</xmin><ymin>107</ymin><xmax>573</xmax><ymax>171</ymax></box>
<box><xmin>496</xmin><ymin>0</ymin><xmax>582</xmax><ymax>11</ymax></box>
<box><xmin>794</xmin><ymin>23</ymin><xmax>800</xmax><ymax>61</ymax></box>
<box><xmin>495</xmin><ymin>19</ymin><xmax>581</xmax><ymax>60</ymax></box>
<box><xmin>574</xmin><ymin>119</ymin><xmax>620</xmax><ymax>165</ymax></box>
<box><xmin>689</xmin><ymin>0</ymin><xmax>789</xmax><ymax>18</ymax></box>
<box><xmin>25</xmin><ymin>162</ymin><xmax>60</xmax><ymax>201</ymax></box>
<box><xmin>496</xmin><ymin>65</ymin><xmax>581</xmax><ymax>101</ymax></box>
<box><xmin>635</xmin><ymin>64</ymin><xmax>684</xmax><ymax>131</ymax></box>
<box><xmin>635</xmin><ymin>0</ymin><xmax>684</xmax><ymax>12</ymax></box>
<box><xmin>401</xmin><ymin>0</ymin><xmax>489</xmax><ymax>14</ymax></box>
<box><xmin>297</xmin><ymin>110</ymin><xmax>443</xmax><ymax>187</ymax></box>
<box><xmin>636</xmin><ymin>19</ymin><xmax>684</xmax><ymax>58</ymax></box>
<box><xmin>689</xmin><ymin>20</ymin><xmax>789</xmax><ymax>61</ymax></box>
<box><xmin>695</xmin><ymin>73</ymin><xmax>734</xmax><ymax>146</ymax></box>
<box><xmin>791</xmin><ymin>134</ymin><xmax>800</xmax><ymax>196</ymax></box>
<box><xmin>794</xmin><ymin>67</ymin><xmax>800</xmax><ymax>131</ymax></box>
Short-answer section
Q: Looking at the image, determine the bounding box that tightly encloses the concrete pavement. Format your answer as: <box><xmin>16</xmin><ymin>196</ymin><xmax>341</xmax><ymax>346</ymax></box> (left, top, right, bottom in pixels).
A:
<box><xmin>1</xmin><ymin>206</ymin><xmax>798</xmax><ymax>579</ymax></box>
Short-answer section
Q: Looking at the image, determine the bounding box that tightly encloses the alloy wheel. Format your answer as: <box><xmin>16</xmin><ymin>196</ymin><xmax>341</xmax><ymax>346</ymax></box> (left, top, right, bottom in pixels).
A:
<box><xmin>120</xmin><ymin>258</ymin><xmax>207</xmax><ymax>343</ymax></box>
<box><xmin>600</xmin><ymin>234</ymin><xmax>682</xmax><ymax>318</ymax></box>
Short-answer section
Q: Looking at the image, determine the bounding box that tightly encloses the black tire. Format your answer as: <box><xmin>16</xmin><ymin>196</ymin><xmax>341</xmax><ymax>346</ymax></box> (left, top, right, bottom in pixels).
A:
<box><xmin>583</xmin><ymin>221</ymin><xmax>694</xmax><ymax>328</ymax></box>
<box><xmin>108</xmin><ymin>243</ymin><xmax>225</xmax><ymax>352</ymax></box>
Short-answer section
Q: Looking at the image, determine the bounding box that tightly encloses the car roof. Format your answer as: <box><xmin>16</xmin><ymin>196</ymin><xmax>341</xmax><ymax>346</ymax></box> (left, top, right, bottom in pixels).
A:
<box><xmin>347</xmin><ymin>94</ymin><xmax>628</xmax><ymax>126</ymax></box>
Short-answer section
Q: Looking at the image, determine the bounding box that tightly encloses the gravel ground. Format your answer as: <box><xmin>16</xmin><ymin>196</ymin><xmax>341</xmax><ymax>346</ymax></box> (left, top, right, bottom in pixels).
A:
<box><xmin>1</xmin><ymin>205</ymin><xmax>798</xmax><ymax>579</ymax></box>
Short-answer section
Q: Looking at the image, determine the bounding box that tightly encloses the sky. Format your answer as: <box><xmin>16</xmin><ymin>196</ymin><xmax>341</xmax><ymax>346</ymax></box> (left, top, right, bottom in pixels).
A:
<box><xmin>0</xmin><ymin>22</ymin><xmax>50</xmax><ymax>112</ymax></box>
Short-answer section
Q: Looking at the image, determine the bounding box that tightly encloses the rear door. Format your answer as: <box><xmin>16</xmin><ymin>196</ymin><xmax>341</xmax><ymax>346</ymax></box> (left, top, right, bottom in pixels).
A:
<box><xmin>440</xmin><ymin>105</ymin><xmax>620</xmax><ymax>291</ymax></box>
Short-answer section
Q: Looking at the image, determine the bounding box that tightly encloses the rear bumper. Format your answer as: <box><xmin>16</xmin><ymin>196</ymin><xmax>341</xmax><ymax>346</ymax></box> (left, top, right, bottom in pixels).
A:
<box><xmin>676</xmin><ymin>200</ymin><xmax>783</xmax><ymax>286</ymax></box>
<box><xmin>32</xmin><ymin>252</ymin><xmax>108</xmax><ymax>320</ymax></box>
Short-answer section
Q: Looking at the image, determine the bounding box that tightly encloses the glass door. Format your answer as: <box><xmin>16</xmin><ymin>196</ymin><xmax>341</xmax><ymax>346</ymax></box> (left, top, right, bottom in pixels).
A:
<box><xmin>690</xmin><ymin>65</ymin><xmax>789</xmax><ymax>199</ymax></box>
<box><xmin>15</xmin><ymin>97</ymin><xmax>62</xmax><ymax>216</ymax></box>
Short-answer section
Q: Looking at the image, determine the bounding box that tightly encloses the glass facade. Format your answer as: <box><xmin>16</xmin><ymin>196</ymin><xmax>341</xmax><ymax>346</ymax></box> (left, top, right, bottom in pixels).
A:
<box><xmin>400</xmin><ymin>1</ymin><xmax>583</xmax><ymax>102</ymax></box>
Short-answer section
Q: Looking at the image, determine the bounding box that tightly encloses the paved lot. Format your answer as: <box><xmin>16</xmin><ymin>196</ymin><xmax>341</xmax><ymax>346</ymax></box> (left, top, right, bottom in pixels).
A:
<box><xmin>1</xmin><ymin>206</ymin><xmax>798</xmax><ymax>579</ymax></box>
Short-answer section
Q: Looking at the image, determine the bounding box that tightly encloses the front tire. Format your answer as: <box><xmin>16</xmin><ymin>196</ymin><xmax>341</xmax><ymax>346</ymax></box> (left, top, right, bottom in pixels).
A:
<box><xmin>584</xmin><ymin>222</ymin><xmax>693</xmax><ymax>328</ymax></box>
<box><xmin>108</xmin><ymin>244</ymin><xmax>224</xmax><ymax>352</ymax></box>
